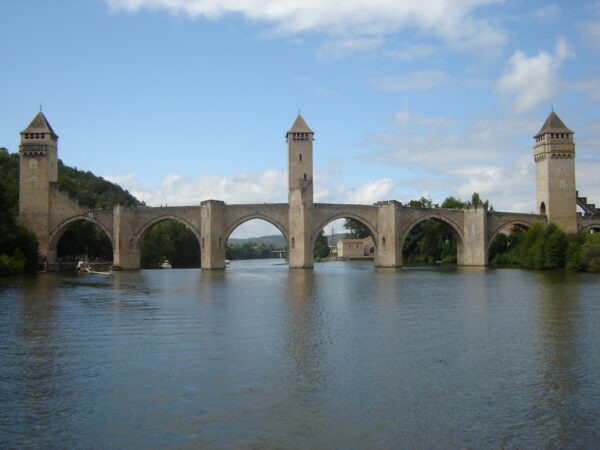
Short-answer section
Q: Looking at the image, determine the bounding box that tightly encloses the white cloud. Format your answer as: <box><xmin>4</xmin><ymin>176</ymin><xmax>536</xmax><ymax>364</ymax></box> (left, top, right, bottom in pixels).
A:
<box><xmin>105</xmin><ymin>169</ymin><xmax>288</xmax><ymax>206</ymax></box>
<box><xmin>497</xmin><ymin>37</ymin><xmax>574</xmax><ymax>113</ymax></box>
<box><xmin>343</xmin><ymin>178</ymin><xmax>395</xmax><ymax>204</ymax></box>
<box><xmin>105</xmin><ymin>0</ymin><xmax>507</xmax><ymax>55</ymax></box>
<box><xmin>369</xmin><ymin>70</ymin><xmax>448</xmax><ymax>92</ymax></box>
<box><xmin>104</xmin><ymin>173</ymin><xmax>136</xmax><ymax>186</ymax></box>
<box><xmin>364</xmin><ymin>113</ymin><xmax>546</xmax><ymax>212</ymax></box>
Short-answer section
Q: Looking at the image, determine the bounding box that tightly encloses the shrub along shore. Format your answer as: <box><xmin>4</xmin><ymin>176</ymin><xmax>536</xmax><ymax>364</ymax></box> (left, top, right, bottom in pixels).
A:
<box><xmin>490</xmin><ymin>222</ymin><xmax>600</xmax><ymax>272</ymax></box>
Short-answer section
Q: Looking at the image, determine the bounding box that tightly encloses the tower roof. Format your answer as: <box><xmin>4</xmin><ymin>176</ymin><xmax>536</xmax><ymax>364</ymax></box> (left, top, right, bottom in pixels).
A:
<box><xmin>534</xmin><ymin>111</ymin><xmax>573</xmax><ymax>138</ymax></box>
<box><xmin>287</xmin><ymin>114</ymin><xmax>313</xmax><ymax>134</ymax></box>
<box><xmin>21</xmin><ymin>112</ymin><xmax>58</xmax><ymax>137</ymax></box>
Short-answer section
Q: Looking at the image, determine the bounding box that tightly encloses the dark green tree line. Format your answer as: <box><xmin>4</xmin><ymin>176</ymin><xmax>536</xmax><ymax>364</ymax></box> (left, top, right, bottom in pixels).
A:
<box><xmin>141</xmin><ymin>220</ymin><xmax>200</xmax><ymax>268</ymax></box>
<box><xmin>490</xmin><ymin>222</ymin><xmax>600</xmax><ymax>272</ymax></box>
<box><xmin>226</xmin><ymin>242</ymin><xmax>283</xmax><ymax>260</ymax></box>
<box><xmin>0</xmin><ymin>148</ymin><xmax>38</xmax><ymax>275</ymax></box>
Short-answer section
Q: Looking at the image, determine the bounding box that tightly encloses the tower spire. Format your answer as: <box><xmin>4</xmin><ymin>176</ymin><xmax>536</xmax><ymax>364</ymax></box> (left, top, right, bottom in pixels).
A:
<box><xmin>533</xmin><ymin>111</ymin><xmax>577</xmax><ymax>233</ymax></box>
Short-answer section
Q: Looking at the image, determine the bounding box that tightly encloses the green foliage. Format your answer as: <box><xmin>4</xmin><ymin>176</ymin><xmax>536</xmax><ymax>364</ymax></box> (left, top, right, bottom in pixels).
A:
<box><xmin>583</xmin><ymin>233</ymin><xmax>600</xmax><ymax>272</ymax></box>
<box><xmin>58</xmin><ymin>161</ymin><xmax>143</xmax><ymax>208</ymax></box>
<box><xmin>225</xmin><ymin>241</ymin><xmax>281</xmax><ymax>261</ymax></box>
<box><xmin>141</xmin><ymin>220</ymin><xmax>200</xmax><ymax>268</ymax></box>
<box><xmin>518</xmin><ymin>222</ymin><xmax>544</xmax><ymax>269</ymax></box>
<box><xmin>490</xmin><ymin>221</ymin><xmax>600</xmax><ymax>272</ymax></box>
<box><xmin>0</xmin><ymin>148</ymin><xmax>19</xmax><ymax>215</ymax></box>
<box><xmin>541</xmin><ymin>223</ymin><xmax>569</xmax><ymax>269</ymax></box>
<box><xmin>343</xmin><ymin>219</ymin><xmax>370</xmax><ymax>238</ymax></box>
<box><xmin>0</xmin><ymin>149</ymin><xmax>40</xmax><ymax>274</ymax></box>
<box><xmin>566</xmin><ymin>233</ymin><xmax>586</xmax><ymax>271</ymax></box>
<box><xmin>0</xmin><ymin>147</ymin><xmax>143</xmax><ymax>272</ymax></box>
<box><xmin>468</xmin><ymin>192</ymin><xmax>491</xmax><ymax>209</ymax></box>
<box><xmin>403</xmin><ymin>218</ymin><xmax>457</xmax><ymax>264</ymax></box>
<box><xmin>57</xmin><ymin>221</ymin><xmax>112</xmax><ymax>261</ymax></box>
<box><xmin>441</xmin><ymin>196</ymin><xmax>466</xmax><ymax>209</ymax></box>
<box><xmin>401</xmin><ymin>193</ymin><xmax>491</xmax><ymax>264</ymax></box>
<box><xmin>0</xmin><ymin>253</ymin><xmax>24</xmax><ymax>276</ymax></box>
<box><xmin>407</xmin><ymin>197</ymin><xmax>435</xmax><ymax>208</ymax></box>
<box><xmin>314</xmin><ymin>230</ymin><xmax>330</xmax><ymax>259</ymax></box>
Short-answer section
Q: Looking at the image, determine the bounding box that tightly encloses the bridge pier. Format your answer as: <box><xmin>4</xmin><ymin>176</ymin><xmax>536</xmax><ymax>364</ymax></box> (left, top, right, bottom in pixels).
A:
<box><xmin>374</xmin><ymin>201</ymin><xmax>402</xmax><ymax>268</ymax></box>
<box><xmin>111</xmin><ymin>205</ymin><xmax>139</xmax><ymax>270</ymax></box>
<box><xmin>459</xmin><ymin>205</ymin><xmax>488</xmax><ymax>266</ymax></box>
<box><xmin>201</xmin><ymin>200</ymin><xmax>226</xmax><ymax>270</ymax></box>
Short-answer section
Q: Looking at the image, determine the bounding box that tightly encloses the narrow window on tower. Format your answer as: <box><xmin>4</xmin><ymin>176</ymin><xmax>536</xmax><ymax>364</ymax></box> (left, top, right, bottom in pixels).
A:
<box><xmin>304</xmin><ymin>174</ymin><xmax>307</xmax><ymax>181</ymax></box>
<box><xmin>299</xmin><ymin>154</ymin><xmax>302</xmax><ymax>162</ymax></box>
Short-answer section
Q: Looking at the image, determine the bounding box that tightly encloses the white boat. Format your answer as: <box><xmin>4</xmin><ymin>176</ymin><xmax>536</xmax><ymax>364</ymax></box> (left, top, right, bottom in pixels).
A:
<box><xmin>159</xmin><ymin>260</ymin><xmax>173</xmax><ymax>269</ymax></box>
<box><xmin>84</xmin><ymin>267</ymin><xmax>112</xmax><ymax>275</ymax></box>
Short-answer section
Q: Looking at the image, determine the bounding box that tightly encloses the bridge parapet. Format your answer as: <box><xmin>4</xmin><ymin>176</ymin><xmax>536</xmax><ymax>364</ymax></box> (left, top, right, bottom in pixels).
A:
<box><xmin>578</xmin><ymin>214</ymin><xmax>600</xmax><ymax>232</ymax></box>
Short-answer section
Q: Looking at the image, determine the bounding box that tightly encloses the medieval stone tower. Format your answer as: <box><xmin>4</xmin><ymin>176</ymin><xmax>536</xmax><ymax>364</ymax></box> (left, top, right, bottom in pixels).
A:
<box><xmin>287</xmin><ymin>114</ymin><xmax>314</xmax><ymax>268</ymax></box>
<box><xmin>18</xmin><ymin>112</ymin><xmax>59</xmax><ymax>256</ymax></box>
<box><xmin>533</xmin><ymin>111</ymin><xmax>577</xmax><ymax>234</ymax></box>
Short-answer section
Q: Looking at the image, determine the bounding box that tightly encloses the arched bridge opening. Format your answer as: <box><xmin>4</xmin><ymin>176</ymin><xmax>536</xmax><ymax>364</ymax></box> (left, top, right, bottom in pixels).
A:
<box><xmin>49</xmin><ymin>216</ymin><xmax>114</xmax><ymax>270</ymax></box>
<box><xmin>140</xmin><ymin>219</ymin><xmax>201</xmax><ymax>269</ymax></box>
<box><xmin>132</xmin><ymin>215</ymin><xmax>202</xmax><ymax>269</ymax></box>
<box><xmin>401</xmin><ymin>214</ymin><xmax>464</xmax><ymax>266</ymax></box>
<box><xmin>488</xmin><ymin>221</ymin><xmax>530</xmax><ymax>266</ymax></box>
<box><xmin>224</xmin><ymin>216</ymin><xmax>289</xmax><ymax>266</ymax></box>
<box><xmin>312</xmin><ymin>215</ymin><xmax>378</xmax><ymax>264</ymax></box>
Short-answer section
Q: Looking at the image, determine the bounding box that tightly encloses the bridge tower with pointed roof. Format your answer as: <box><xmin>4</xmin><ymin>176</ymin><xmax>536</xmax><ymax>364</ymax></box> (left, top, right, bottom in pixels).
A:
<box><xmin>287</xmin><ymin>114</ymin><xmax>315</xmax><ymax>268</ymax></box>
<box><xmin>533</xmin><ymin>111</ymin><xmax>577</xmax><ymax>233</ymax></box>
<box><xmin>18</xmin><ymin>112</ymin><xmax>60</xmax><ymax>256</ymax></box>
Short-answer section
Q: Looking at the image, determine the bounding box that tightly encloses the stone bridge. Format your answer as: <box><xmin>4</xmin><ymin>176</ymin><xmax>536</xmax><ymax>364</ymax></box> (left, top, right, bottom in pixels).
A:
<box><xmin>41</xmin><ymin>190</ymin><xmax>551</xmax><ymax>269</ymax></box>
<box><xmin>16</xmin><ymin>111</ymin><xmax>600</xmax><ymax>270</ymax></box>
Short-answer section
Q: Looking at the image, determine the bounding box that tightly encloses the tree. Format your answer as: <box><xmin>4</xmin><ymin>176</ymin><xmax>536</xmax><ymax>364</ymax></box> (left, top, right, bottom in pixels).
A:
<box><xmin>407</xmin><ymin>197</ymin><xmax>435</xmax><ymax>208</ymax></box>
<box><xmin>314</xmin><ymin>230</ymin><xmax>330</xmax><ymax>259</ymax></box>
<box><xmin>441</xmin><ymin>196</ymin><xmax>466</xmax><ymax>209</ymax></box>
<box><xmin>343</xmin><ymin>219</ymin><xmax>370</xmax><ymax>238</ymax></box>
<box><xmin>140</xmin><ymin>220</ymin><xmax>200</xmax><ymax>268</ymax></box>
<box><xmin>468</xmin><ymin>192</ymin><xmax>490</xmax><ymax>209</ymax></box>
<box><xmin>542</xmin><ymin>223</ymin><xmax>569</xmax><ymax>269</ymax></box>
<box><xmin>57</xmin><ymin>221</ymin><xmax>112</xmax><ymax>261</ymax></box>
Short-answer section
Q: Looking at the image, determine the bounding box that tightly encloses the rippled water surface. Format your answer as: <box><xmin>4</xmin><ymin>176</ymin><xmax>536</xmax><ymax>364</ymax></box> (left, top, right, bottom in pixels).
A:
<box><xmin>1</xmin><ymin>260</ymin><xmax>599</xmax><ymax>448</ymax></box>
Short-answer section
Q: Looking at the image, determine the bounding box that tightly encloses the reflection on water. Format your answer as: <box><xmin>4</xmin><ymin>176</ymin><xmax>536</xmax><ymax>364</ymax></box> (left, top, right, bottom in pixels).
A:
<box><xmin>1</xmin><ymin>261</ymin><xmax>599</xmax><ymax>448</ymax></box>
<box><xmin>532</xmin><ymin>272</ymin><xmax>594</xmax><ymax>447</ymax></box>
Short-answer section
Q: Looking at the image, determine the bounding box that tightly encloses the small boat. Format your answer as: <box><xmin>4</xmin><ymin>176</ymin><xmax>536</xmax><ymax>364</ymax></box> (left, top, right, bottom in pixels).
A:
<box><xmin>159</xmin><ymin>260</ymin><xmax>173</xmax><ymax>269</ymax></box>
<box><xmin>84</xmin><ymin>267</ymin><xmax>112</xmax><ymax>275</ymax></box>
<box><xmin>225</xmin><ymin>259</ymin><xmax>231</xmax><ymax>266</ymax></box>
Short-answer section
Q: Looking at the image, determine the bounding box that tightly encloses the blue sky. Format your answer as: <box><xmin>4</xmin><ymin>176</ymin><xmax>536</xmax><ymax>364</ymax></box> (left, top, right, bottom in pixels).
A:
<box><xmin>1</xmin><ymin>0</ymin><xmax>599</xmax><ymax>237</ymax></box>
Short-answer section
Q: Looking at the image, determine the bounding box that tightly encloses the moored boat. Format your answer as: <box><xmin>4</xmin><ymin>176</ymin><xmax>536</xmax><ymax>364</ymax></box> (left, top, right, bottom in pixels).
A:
<box><xmin>159</xmin><ymin>260</ymin><xmax>173</xmax><ymax>269</ymax></box>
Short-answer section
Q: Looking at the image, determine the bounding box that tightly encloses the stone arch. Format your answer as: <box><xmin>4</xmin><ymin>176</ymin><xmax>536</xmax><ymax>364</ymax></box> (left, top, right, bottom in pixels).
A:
<box><xmin>487</xmin><ymin>219</ymin><xmax>533</xmax><ymax>251</ymax></box>
<box><xmin>311</xmin><ymin>212</ymin><xmax>378</xmax><ymax>250</ymax></box>
<box><xmin>400</xmin><ymin>213</ymin><xmax>464</xmax><ymax>264</ymax></box>
<box><xmin>580</xmin><ymin>222</ymin><xmax>600</xmax><ymax>233</ymax></box>
<box><xmin>131</xmin><ymin>214</ymin><xmax>202</xmax><ymax>250</ymax></box>
<box><xmin>224</xmin><ymin>213</ymin><xmax>289</xmax><ymax>243</ymax></box>
<box><xmin>49</xmin><ymin>215</ymin><xmax>114</xmax><ymax>257</ymax></box>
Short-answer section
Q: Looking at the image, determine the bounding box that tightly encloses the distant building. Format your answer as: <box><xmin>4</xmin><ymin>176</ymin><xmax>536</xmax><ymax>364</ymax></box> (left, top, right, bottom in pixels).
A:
<box><xmin>337</xmin><ymin>236</ymin><xmax>374</xmax><ymax>260</ymax></box>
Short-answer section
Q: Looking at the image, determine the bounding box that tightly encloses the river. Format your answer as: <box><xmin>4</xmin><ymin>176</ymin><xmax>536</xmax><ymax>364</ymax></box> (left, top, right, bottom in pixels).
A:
<box><xmin>1</xmin><ymin>260</ymin><xmax>599</xmax><ymax>448</ymax></box>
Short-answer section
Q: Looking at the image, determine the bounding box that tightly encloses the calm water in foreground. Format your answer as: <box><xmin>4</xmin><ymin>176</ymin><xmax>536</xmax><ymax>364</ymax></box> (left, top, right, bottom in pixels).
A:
<box><xmin>1</xmin><ymin>260</ymin><xmax>599</xmax><ymax>448</ymax></box>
